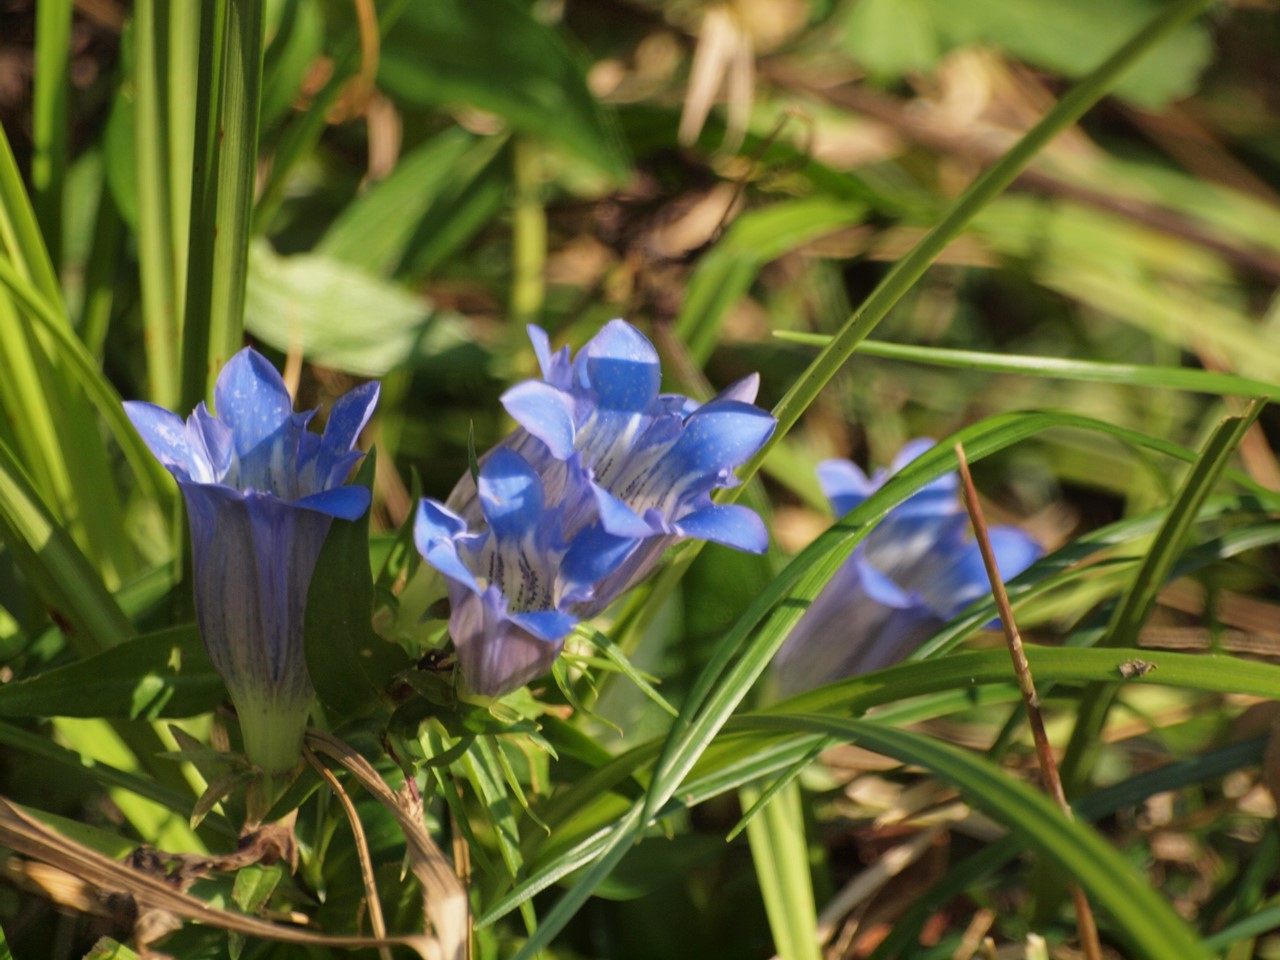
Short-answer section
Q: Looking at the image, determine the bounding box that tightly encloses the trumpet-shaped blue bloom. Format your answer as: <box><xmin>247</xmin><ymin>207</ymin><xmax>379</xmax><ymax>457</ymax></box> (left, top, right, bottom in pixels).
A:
<box><xmin>419</xmin><ymin>320</ymin><xmax>776</xmax><ymax>697</ymax></box>
<box><xmin>771</xmin><ymin>440</ymin><xmax>1041</xmax><ymax>696</ymax></box>
<box><xmin>124</xmin><ymin>348</ymin><xmax>379</xmax><ymax>773</ymax></box>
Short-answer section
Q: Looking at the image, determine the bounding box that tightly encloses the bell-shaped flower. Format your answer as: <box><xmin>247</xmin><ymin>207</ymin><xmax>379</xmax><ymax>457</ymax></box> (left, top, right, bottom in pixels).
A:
<box><xmin>771</xmin><ymin>440</ymin><xmax>1041</xmax><ymax>696</ymax></box>
<box><xmin>124</xmin><ymin>348</ymin><xmax>379</xmax><ymax>775</ymax></box>
<box><xmin>498</xmin><ymin>320</ymin><xmax>775</xmax><ymax>595</ymax></box>
<box><xmin>415</xmin><ymin>448</ymin><xmax>640</xmax><ymax>697</ymax></box>
<box><xmin>420</xmin><ymin>319</ymin><xmax>776</xmax><ymax>697</ymax></box>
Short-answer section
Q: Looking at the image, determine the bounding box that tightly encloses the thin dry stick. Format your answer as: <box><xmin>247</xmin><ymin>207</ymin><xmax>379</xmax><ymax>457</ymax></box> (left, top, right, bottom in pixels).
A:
<box><xmin>305</xmin><ymin>747</ymin><xmax>393</xmax><ymax>960</ymax></box>
<box><xmin>953</xmin><ymin>443</ymin><xmax>1103</xmax><ymax>960</ymax></box>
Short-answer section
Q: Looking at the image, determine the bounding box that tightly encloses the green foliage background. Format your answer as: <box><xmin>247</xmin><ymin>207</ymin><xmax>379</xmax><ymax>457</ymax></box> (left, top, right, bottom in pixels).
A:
<box><xmin>1</xmin><ymin>0</ymin><xmax>1279</xmax><ymax>957</ymax></box>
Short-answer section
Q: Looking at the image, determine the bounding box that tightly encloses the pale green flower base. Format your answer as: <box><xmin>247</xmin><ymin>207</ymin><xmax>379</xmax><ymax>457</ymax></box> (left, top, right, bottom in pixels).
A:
<box><xmin>233</xmin><ymin>692</ymin><xmax>313</xmax><ymax>821</ymax></box>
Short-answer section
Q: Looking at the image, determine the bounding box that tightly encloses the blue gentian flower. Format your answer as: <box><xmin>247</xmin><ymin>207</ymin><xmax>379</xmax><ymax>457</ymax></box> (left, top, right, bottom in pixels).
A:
<box><xmin>124</xmin><ymin>348</ymin><xmax>379</xmax><ymax>774</ymax></box>
<box><xmin>771</xmin><ymin>440</ymin><xmax>1041</xmax><ymax>696</ymax></box>
<box><xmin>418</xmin><ymin>320</ymin><xmax>776</xmax><ymax>697</ymax></box>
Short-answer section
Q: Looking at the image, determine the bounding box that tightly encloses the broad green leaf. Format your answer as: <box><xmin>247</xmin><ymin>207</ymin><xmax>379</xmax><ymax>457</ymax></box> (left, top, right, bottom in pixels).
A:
<box><xmin>922</xmin><ymin>0</ymin><xmax>1213</xmax><ymax>109</ymax></box>
<box><xmin>83</xmin><ymin>939</ymin><xmax>141</xmax><ymax>960</ymax></box>
<box><xmin>675</xmin><ymin>199</ymin><xmax>866</xmax><ymax>366</ymax></box>
<box><xmin>317</xmin><ymin>128</ymin><xmax>479</xmax><ymax>275</ymax></box>
<box><xmin>304</xmin><ymin>451</ymin><xmax>408</xmax><ymax>717</ymax></box>
<box><xmin>0</xmin><ymin>626</ymin><xmax>222</xmax><ymax>720</ymax></box>
<box><xmin>245</xmin><ymin>240</ymin><xmax>470</xmax><ymax>376</ymax></box>
<box><xmin>842</xmin><ymin>0</ymin><xmax>940</xmax><ymax>75</ymax></box>
<box><xmin>378</xmin><ymin>0</ymin><xmax>628</xmax><ymax>181</ymax></box>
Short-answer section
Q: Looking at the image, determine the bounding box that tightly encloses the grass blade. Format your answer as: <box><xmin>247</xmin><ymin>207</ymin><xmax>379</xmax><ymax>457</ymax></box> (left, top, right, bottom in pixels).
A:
<box><xmin>749</xmin><ymin>715</ymin><xmax>1208</xmax><ymax>960</ymax></box>
<box><xmin>32</xmin><ymin>0</ymin><xmax>72</xmax><ymax>268</ymax></box>
<box><xmin>739</xmin><ymin>0</ymin><xmax>1217</xmax><ymax>488</ymax></box>
<box><xmin>774</xmin><ymin>333</ymin><xmax>1280</xmax><ymax>398</ymax></box>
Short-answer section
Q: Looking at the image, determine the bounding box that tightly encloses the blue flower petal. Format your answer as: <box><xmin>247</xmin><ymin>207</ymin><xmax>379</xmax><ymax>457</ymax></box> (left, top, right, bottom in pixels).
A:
<box><xmin>501</xmin><ymin>381</ymin><xmax>577</xmax><ymax>459</ymax></box>
<box><xmin>561</xmin><ymin>524</ymin><xmax>637</xmax><ymax>589</ymax></box>
<box><xmin>817</xmin><ymin>459</ymin><xmax>876</xmax><ymax>519</ymax></box>
<box><xmin>295</xmin><ymin>485</ymin><xmax>371</xmax><ymax>520</ymax></box>
<box><xmin>189</xmin><ymin>403</ymin><xmax>234</xmax><ymax>480</ymax></box>
<box><xmin>477</xmin><ymin>448</ymin><xmax>546</xmax><ymax>540</ymax></box>
<box><xmin>415</xmin><ymin>499</ymin><xmax>482</xmax><ymax>592</ymax></box>
<box><xmin>509</xmin><ymin>608</ymin><xmax>578</xmax><ymax>643</ymax></box>
<box><xmin>124</xmin><ymin>401</ymin><xmax>212</xmax><ymax>483</ymax></box>
<box><xmin>582</xmin><ymin>319</ymin><xmax>660</xmax><ymax>412</ymax></box>
<box><xmin>448</xmin><ymin>587</ymin><xmax>568</xmax><ymax>697</ymax></box>
<box><xmin>315</xmin><ymin>380</ymin><xmax>379</xmax><ymax>489</ymax></box>
<box><xmin>667</xmin><ymin>400</ymin><xmax>776</xmax><ymax>481</ymax></box>
<box><xmin>855</xmin><ymin>553</ymin><xmax>917</xmax><ymax>609</ymax></box>
<box><xmin>591</xmin><ymin>485</ymin><xmax>653</xmax><ymax>538</ymax></box>
<box><xmin>989</xmin><ymin>526</ymin><xmax>1043</xmax><ymax>580</ymax></box>
<box><xmin>713</xmin><ymin>373</ymin><xmax>760</xmax><ymax>405</ymax></box>
<box><xmin>675</xmin><ymin>504</ymin><xmax>769</xmax><ymax>553</ymax></box>
<box><xmin>527</xmin><ymin>324</ymin><xmax>573</xmax><ymax>388</ymax></box>
<box><xmin>212</xmin><ymin>348</ymin><xmax>295</xmax><ymax>458</ymax></box>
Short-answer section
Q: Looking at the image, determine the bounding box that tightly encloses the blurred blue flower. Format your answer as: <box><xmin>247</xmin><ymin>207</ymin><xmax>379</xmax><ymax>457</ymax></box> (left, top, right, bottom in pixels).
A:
<box><xmin>419</xmin><ymin>319</ymin><xmax>776</xmax><ymax>697</ymax></box>
<box><xmin>771</xmin><ymin>440</ymin><xmax>1041</xmax><ymax>696</ymax></box>
<box><xmin>125</xmin><ymin>348</ymin><xmax>378</xmax><ymax>773</ymax></box>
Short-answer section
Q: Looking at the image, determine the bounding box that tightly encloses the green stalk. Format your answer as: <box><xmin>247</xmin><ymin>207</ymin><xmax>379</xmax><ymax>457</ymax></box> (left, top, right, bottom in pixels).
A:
<box><xmin>133</xmin><ymin>0</ymin><xmax>179</xmax><ymax>407</ymax></box>
<box><xmin>179</xmin><ymin>0</ymin><xmax>226</xmax><ymax>413</ymax></box>
<box><xmin>32</xmin><ymin>0</ymin><xmax>72</xmax><ymax>270</ymax></box>
<box><xmin>167</xmin><ymin>1</ymin><xmax>200</xmax><ymax>317</ymax></box>
<box><xmin>511</xmin><ymin>137</ymin><xmax>546</xmax><ymax>326</ymax></box>
<box><xmin>77</xmin><ymin>173</ymin><xmax>124</xmax><ymax>361</ymax></box>
<box><xmin>205</xmin><ymin>0</ymin><xmax>266</xmax><ymax>387</ymax></box>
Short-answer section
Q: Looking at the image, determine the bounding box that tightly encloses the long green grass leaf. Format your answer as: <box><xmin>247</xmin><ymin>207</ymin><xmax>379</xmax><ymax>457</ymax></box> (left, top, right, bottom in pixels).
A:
<box><xmin>774</xmin><ymin>333</ymin><xmax>1280</xmax><ymax>398</ymax></box>
<box><xmin>0</xmin><ymin>438</ymin><xmax>133</xmax><ymax>654</ymax></box>
<box><xmin>748</xmin><ymin>715</ymin><xmax>1208</xmax><ymax>960</ymax></box>
<box><xmin>738</xmin><ymin>0</ymin><xmax>1216</xmax><ymax>487</ymax></box>
<box><xmin>744</xmin><ymin>780</ymin><xmax>821</xmax><ymax>960</ymax></box>
<box><xmin>204</xmin><ymin>0</ymin><xmax>266</xmax><ymax>383</ymax></box>
<box><xmin>32</xmin><ymin>0</ymin><xmax>72</xmax><ymax>267</ymax></box>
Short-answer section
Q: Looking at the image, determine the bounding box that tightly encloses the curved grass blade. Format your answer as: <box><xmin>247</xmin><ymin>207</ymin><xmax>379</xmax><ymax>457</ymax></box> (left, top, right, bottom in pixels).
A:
<box><xmin>737</xmin><ymin>0</ymin><xmax>1216</xmax><ymax>489</ymax></box>
<box><xmin>868</xmin><ymin>736</ymin><xmax>1267</xmax><ymax>959</ymax></box>
<box><xmin>487</xmin><ymin>645</ymin><xmax>1280</xmax><ymax>928</ymax></box>
<box><xmin>748</xmin><ymin>714</ymin><xmax>1208</xmax><ymax>960</ymax></box>
<box><xmin>676</xmin><ymin>199</ymin><xmax>866</xmax><ymax>366</ymax></box>
<box><xmin>743</xmin><ymin>779</ymin><xmax>821</xmax><ymax>960</ymax></box>
<box><xmin>0</xmin><ymin>254</ymin><xmax>171</xmax><ymax>507</ymax></box>
<box><xmin>1060</xmin><ymin>406</ymin><xmax>1262</xmax><ymax>794</ymax></box>
<box><xmin>774</xmin><ymin>333</ymin><xmax>1280</xmax><ymax>398</ymax></box>
<box><xmin>0</xmin><ymin>437</ymin><xmax>133</xmax><ymax>654</ymax></box>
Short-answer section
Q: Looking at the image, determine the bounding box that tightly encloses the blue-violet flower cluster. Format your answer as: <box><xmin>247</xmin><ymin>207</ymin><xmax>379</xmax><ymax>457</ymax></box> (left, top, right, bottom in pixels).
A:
<box><xmin>125</xmin><ymin>348</ymin><xmax>379</xmax><ymax>773</ymax></box>
<box><xmin>415</xmin><ymin>320</ymin><xmax>776</xmax><ymax>697</ymax></box>
<box><xmin>771</xmin><ymin>440</ymin><xmax>1041</xmax><ymax>696</ymax></box>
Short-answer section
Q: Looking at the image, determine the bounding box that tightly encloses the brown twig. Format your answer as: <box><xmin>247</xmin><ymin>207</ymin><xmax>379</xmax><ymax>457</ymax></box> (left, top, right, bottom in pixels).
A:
<box><xmin>305</xmin><ymin>747</ymin><xmax>392</xmax><ymax>960</ymax></box>
<box><xmin>953</xmin><ymin>443</ymin><xmax>1103</xmax><ymax>960</ymax></box>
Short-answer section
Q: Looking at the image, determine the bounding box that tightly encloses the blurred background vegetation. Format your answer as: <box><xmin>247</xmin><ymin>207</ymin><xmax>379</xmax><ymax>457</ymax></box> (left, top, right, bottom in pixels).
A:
<box><xmin>2</xmin><ymin>0</ymin><xmax>1280</xmax><ymax>957</ymax></box>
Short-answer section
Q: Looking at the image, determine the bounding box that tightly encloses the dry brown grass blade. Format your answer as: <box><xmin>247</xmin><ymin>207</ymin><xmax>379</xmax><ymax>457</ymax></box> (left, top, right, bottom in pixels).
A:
<box><xmin>305</xmin><ymin>728</ymin><xmax>471</xmax><ymax>960</ymax></box>
<box><xmin>0</xmin><ymin>794</ymin><xmax>440</xmax><ymax>957</ymax></box>
<box><xmin>305</xmin><ymin>746</ymin><xmax>393</xmax><ymax>960</ymax></box>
